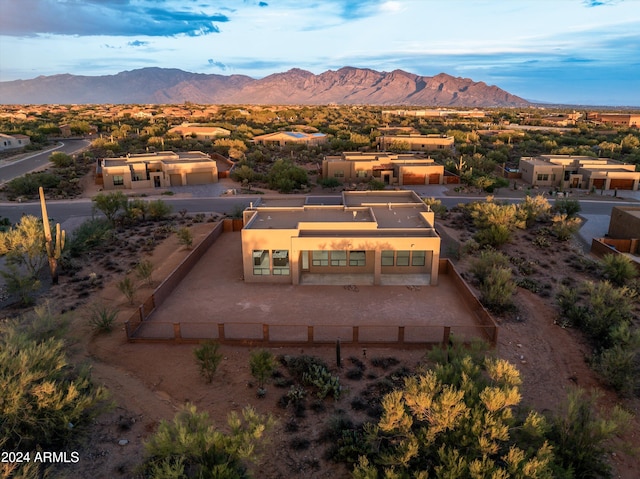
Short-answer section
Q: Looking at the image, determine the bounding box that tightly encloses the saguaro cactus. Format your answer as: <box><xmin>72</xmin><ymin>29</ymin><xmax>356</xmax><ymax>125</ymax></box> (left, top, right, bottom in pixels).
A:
<box><xmin>39</xmin><ymin>186</ymin><xmax>66</xmax><ymax>284</ymax></box>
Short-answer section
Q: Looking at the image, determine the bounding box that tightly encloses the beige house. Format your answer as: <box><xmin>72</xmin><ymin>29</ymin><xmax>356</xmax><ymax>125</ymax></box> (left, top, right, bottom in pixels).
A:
<box><xmin>98</xmin><ymin>151</ymin><xmax>218</xmax><ymax>190</ymax></box>
<box><xmin>587</xmin><ymin>113</ymin><xmax>640</xmax><ymax>128</ymax></box>
<box><xmin>519</xmin><ymin>155</ymin><xmax>640</xmax><ymax>191</ymax></box>
<box><xmin>0</xmin><ymin>133</ymin><xmax>30</xmax><ymax>151</ymax></box>
<box><xmin>323</xmin><ymin>152</ymin><xmax>445</xmax><ymax>186</ymax></box>
<box><xmin>241</xmin><ymin>191</ymin><xmax>441</xmax><ymax>286</ymax></box>
<box><xmin>252</xmin><ymin>131</ymin><xmax>328</xmax><ymax>147</ymax></box>
<box><xmin>377</xmin><ymin>134</ymin><xmax>455</xmax><ymax>152</ymax></box>
<box><xmin>168</xmin><ymin>123</ymin><xmax>231</xmax><ymax>141</ymax></box>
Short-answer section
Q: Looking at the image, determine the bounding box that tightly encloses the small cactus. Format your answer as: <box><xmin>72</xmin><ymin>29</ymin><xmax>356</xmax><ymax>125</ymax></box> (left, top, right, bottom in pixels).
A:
<box><xmin>39</xmin><ymin>186</ymin><xmax>66</xmax><ymax>284</ymax></box>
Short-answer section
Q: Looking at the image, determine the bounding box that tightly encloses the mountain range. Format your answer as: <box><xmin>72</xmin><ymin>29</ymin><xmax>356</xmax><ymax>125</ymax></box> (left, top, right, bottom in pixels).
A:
<box><xmin>0</xmin><ymin>67</ymin><xmax>530</xmax><ymax>107</ymax></box>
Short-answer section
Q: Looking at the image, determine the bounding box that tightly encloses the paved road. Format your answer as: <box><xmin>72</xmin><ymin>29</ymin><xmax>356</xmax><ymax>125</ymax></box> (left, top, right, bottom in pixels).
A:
<box><xmin>0</xmin><ymin>139</ymin><xmax>91</xmax><ymax>185</ymax></box>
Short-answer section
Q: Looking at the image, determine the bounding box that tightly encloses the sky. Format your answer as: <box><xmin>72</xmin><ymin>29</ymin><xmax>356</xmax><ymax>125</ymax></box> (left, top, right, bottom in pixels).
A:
<box><xmin>0</xmin><ymin>0</ymin><xmax>639</xmax><ymax>106</ymax></box>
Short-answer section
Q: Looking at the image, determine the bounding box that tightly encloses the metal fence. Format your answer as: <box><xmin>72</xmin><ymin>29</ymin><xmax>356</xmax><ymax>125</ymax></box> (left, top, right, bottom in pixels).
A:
<box><xmin>128</xmin><ymin>321</ymin><xmax>496</xmax><ymax>348</ymax></box>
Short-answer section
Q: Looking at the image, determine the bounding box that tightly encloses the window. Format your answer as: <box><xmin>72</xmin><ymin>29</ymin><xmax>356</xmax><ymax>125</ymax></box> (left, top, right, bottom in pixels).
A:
<box><xmin>253</xmin><ymin>250</ymin><xmax>270</xmax><ymax>275</ymax></box>
<box><xmin>396</xmin><ymin>251</ymin><xmax>410</xmax><ymax>266</ymax></box>
<box><xmin>334</xmin><ymin>170</ymin><xmax>344</xmax><ymax>178</ymax></box>
<box><xmin>132</xmin><ymin>173</ymin><xmax>143</xmax><ymax>181</ymax></box>
<box><xmin>356</xmin><ymin>170</ymin><xmax>367</xmax><ymax>178</ymax></box>
<box><xmin>381</xmin><ymin>250</ymin><xmax>395</xmax><ymax>266</ymax></box>
<box><xmin>272</xmin><ymin>250</ymin><xmax>289</xmax><ymax>275</ymax></box>
<box><xmin>349</xmin><ymin>251</ymin><xmax>366</xmax><ymax>267</ymax></box>
<box><xmin>330</xmin><ymin>251</ymin><xmax>347</xmax><ymax>267</ymax></box>
<box><xmin>312</xmin><ymin>251</ymin><xmax>328</xmax><ymax>266</ymax></box>
<box><xmin>412</xmin><ymin>251</ymin><xmax>426</xmax><ymax>266</ymax></box>
<box><xmin>537</xmin><ymin>174</ymin><xmax>549</xmax><ymax>181</ymax></box>
<box><xmin>113</xmin><ymin>175</ymin><xmax>124</xmax><ymax>186</ymax></box>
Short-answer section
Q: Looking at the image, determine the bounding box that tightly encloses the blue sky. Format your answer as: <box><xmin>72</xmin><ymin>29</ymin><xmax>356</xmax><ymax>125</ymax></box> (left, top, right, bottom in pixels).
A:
<box><xmin>1</xmin><ymin>0</ymin><xmax>639</xmax><ymax>106</ymax></box>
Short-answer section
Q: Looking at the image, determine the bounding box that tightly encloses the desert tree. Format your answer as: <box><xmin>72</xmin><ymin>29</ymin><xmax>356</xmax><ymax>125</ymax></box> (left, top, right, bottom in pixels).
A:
<box><xmin>92</xmin><ymin>191</ymin><xmax>128</xmax><ymax>225</ymax></box>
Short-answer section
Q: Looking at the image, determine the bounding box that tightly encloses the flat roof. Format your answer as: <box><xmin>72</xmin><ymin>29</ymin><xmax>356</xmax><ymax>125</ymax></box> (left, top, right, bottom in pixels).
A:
<box><xmin>247</xmin><ymin>207</ymin><xmax>375</xmax><ymax>229</ymax></box>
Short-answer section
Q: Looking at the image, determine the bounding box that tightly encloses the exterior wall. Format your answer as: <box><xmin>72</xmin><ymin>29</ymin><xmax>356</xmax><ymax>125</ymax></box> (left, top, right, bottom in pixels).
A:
<box><xmin>608</xmin><ymin>207</ymin><xmax>640</xmax><ymax>239</ymax></box>
<box><xmin>378</xmin><ymin>135</ymin><xmax>454</xmax><ymax>151</ymax></box>
<box><xmin>0</xmin><ymin>133</ymin><xmax>30</xmax><ymax>151</ymax></box>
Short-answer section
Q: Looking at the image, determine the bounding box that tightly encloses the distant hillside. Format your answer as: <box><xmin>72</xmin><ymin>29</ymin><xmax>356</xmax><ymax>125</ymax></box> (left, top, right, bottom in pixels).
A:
<box><xmin>0</xmin><ymin>67</ymin><xmax>530</xmax><ymax>107</ymax></box>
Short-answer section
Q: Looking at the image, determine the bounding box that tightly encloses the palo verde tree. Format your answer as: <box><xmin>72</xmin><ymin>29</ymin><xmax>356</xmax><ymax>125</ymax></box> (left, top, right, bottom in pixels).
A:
<box><xmin>142</xmin><ymin>403</ymin><xmax>274</xmax><ymax>479</ymax></box>
<box><xmin>352</xmin><ymin>345</ymin><xmax>556</xmax><ymax>479</ymax></box>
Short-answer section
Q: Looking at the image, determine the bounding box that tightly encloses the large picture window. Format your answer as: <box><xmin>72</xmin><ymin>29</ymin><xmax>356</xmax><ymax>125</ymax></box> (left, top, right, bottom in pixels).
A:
<box><xmin>349</xmin><ymin>251</ymin><xmax>366</xmax><ymax>266</ymax></box>
<box><xmin>381</xmin><ymin>250</ymin><xmax>395</xmax><ymax>266</ymax></box>
<box><xmin>330</xmin><ymin>251</ymin><xmax>347</xmax><ymax>266</ymax></box>
<box><xmin>272</xmin><ymin>250</ymin><xmax>290</xmax><ymax>275</ymax></box>
<box><xmin>412</xmin><ymin>251</ymin><xmax>426</xmax><ymax>266</ymax></box>
<box><xmin>113</xmin><ymin>175</ymin><xmax>124</xmax><ymax>186</ymax></box>
<box><xmin>253</xmin><ymin>250</ymin><xmax>270</xmax><ymax>275</ymax></box>
<box><xmin>396</xmin><ymin>251</ymin><xmax>410</xmax><ymax>266</ymax></box>
<box><xmin>312</xmin><ymin>251</ymin><xmax>328</xmax><ymax>266</ymax></box>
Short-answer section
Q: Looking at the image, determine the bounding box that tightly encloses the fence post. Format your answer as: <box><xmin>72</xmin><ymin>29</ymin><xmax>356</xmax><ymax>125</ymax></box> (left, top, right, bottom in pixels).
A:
<box><xmin>124</xmin><ymin>321</ymin><xmax>130</xmax><ymax>340</ymax></box>
<box><xmin>307</xmin><ymin>326</ymin><xmax>314</xmax><ymax>344</ymax></box>
<box><xmin>173</xmin><ymin>323</ymin><xmax>182</xmax><ymax>342</ymax></box>
<box><xmin>263</xmin><ymin>324</ymin><xmax>269</xmax><ymax>343</ymax></box>
<box><xmin>353</xmin><ymin>326</ymin><xmax>359</xmax><ymax>344</ymax></box>
<box><xmin>398</xmin><ymin>326</ymin><xmax>405</xmax><ymax>345</ymax></box>
<box><xmin>218</xmin><ymin>324</ymin><xmax>225</xmax><ymax>341</ymax></box>
<box><xmin>442</xmin><ymin>326</ymin><xmax>451</xmax><ymax>347</ymax></box>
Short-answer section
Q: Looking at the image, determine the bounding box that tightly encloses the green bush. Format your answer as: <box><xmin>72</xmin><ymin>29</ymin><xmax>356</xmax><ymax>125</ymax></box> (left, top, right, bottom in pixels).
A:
<box><xmin>142</xmin><ymin>404</ymin><xmax>274</xmax><ymax>479</ymax></box>
<box><xmin>552</xmin><ymin>198</ymin><xmax>581</xmax><ymax>217</ymax></box>
<box><xmin>0</xmin><ymin>264</ymin><xmax>41</xmax><ymax>306</ymax></box>
<box><xmin>601</xmin><ymin>253</ymin><xmax>638</xmax><ymax>286</ymax></box>
<box><xmin>67</xmin><ymin>218</ymin><xmax>114</xmax><ymax>257</ymax></box>
<box><xmin>117</xmin><ymin>276</ymin><xmax>136</xmax><ymax>305</ymax></box>
<box><xmin>148</xmin><ymin>199</ymin><xmax>173</xmax><ymax>220</ymax></box>
<box><xmin>4</xmin><ymin>172</ymin><xmax>60</xmax><ymax>198</ymax></box>
<box><xmin>88</xmin><ymin>302</ymin><xmax>119</xmax><ymax>333</ymax></box>
<box><xmin>478</xmin><ymin>266</ymin><xmax>517</xmax><ymax>313</ymax></box>
<box><xmin>266</xmin><ymin>159</ymin><xmax>308</xmax><ymax>193</ymax></box>
<box><xmin>194</xmin><ymin>341</ymin><xmax>222</xmax><ymax>383</ymax></box>
<box><xmin>0</xmin><ymin>313</ymin><xmax>109</xmax><ymax>455</ymax></box>
<box><xmin>50</xmin><ymin>152</ymin><xmax>74</xmax><ymax>168</ymax></box>
<box><xmin>469</xmin><ymin>249</ymin><xmax>511</xmax><ymax>283</ymax></box>
<box><xmin>319</xmin><ymin>177</ymin><xmax>342</xmax><ymax>189</ymax></box>
<box><xmin>92</xmin><ymin>191</ymin><xmax>128</xmax><ymax>224</ymax></box>
<box><xmin>250</xmin><ymin>349</ymin><xmax>277</xmax><ymax>390</ymax></box>
<box><xmin>135</xmin><ymin>259</ymin><xmax>154</xmax><ymax>285</ymax></box>
<box><xmin>176</xmin><ymin>226</ymin><xmax>193</xmax><ymax>249</ymax></box>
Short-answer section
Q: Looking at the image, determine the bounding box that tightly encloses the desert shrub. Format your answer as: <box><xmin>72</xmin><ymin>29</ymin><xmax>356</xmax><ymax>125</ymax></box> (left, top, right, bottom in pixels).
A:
<box><xmin>4</xmin><ymin>172</ymin><xmax>60</xmax><ymax>198</ymax></box>
<box><xmin>135</xmin><ymin>259</ymin><xmax>154</xmax><ymax>285</ymax></box>
<box><xmin>368</xmin><ymin>178</ymin><xmax>385</xmax><ymax>190</ymax></box>
<box><xmin>117</xmin><ymin>276</ymin><xmax>136</xmax><ymax>304</ymax></box>
<box><xmin>469</xmin><ymin>249</ymin><xmax>511</xmax><ymax>283</ymax></box>
<box><xmin>552</xmin><ymin>198</ymin><xmax>581</xmax><ymax>217</ymax></box>
<box><xmin>479</xmin><ymin>266</ymin><xmax>517</xmax><ymax>312</ymax></box>
<box><xmin>126</xmin><ymin>198</ymin><xmax>149</xmax><ymax>222</ymax></box>
<box><xmin>370</xmin><ymin>356</ymin><xmax>400</xmax><ymax>370</ymax></box>
<box><xmin>0</xmin><ymin>313</ymin><xmax>109</xmax><ymax>456</ymax></box>
<box><xmin>549</xmin><ymin>388</ymin><xmax>632</xmax><ymax>478</ymax></box>
<box><xmin>289</xmin><ymin>437</ymin><xmax>311</xmax><ymax>451</ymax></box>
<box><xmin>518</xmin><ymin>194</ymin><xmax>551</xmax><ymax>227</ymax></box>
<box><xmin>147</xmin><ymin>199</ymin><xmax>172</xmax><ymax>220</ymax></box>
<box><xmin>600</xmin><ymin>253</ymin><xmax>638</xmax><ymax>286</ymax></box>
<box><xmin>142</xmin><ymin>404</ymin><xmax>273</xmax><ymax>479</ymax></box>
<box><xmin>319</xmin><ymin>177</ymin><xmax>342</xmax><ymax>189</ymax></box>
<box><xmin>551</xmin><ymin>213</ymin><xmax>582</xmax><ymax>241</ymax></box>
<box><xmin>67</xmin><ymin>218</ymin><xmax>114</xmax><ymax>257</ymax></box>
<box><xmin>249</xmin><ymin>349</ymin><xmax>277</xmax><ymax>391</ymax></box>
<box><xmin>194</xmin><ymin>341</ymin><xmax>222</xmax><ymax>383</ymax></box>
<box><xmin>281</xmin><ymin>355</ymin><xmax>329</xmax><ymax>380</ymax></box>
<box><xmin>0</xmin><ymin>264</ymin><xmax>41</xmax><ymax>306</ymax></box>
<box><xmin>88</xmin><ymin>302</ymin><xmax>119</xmax><ymax>333</ymax></box>
<box><xmin>422</xmin><ymin>197</ymin><xmax>448</xmax><ymax>217</ymax></box>
<box><xmin>345</xmin><ymin>368</ymin><xmax>364</xmax><ymax>380</ymax></box>
<box><xmin>0</xmin><ymin>215</ymin><xmax>47</xmax><ymax>277</ymax></box>
<box><xmin>50</xmin><ymin>151</ymin><xmax>74</xmax><ymax>168</ymax></box>
<box><xmin>176</xmin><ymin>226</ymin><xmax>193</xmax><ymax>249</ymax></box>
<box><xmin>266</xmin><ymin>158</ymin><xmax>308</xmax><ymax>192</ymax></box>
<box><xmin>92</xmin><ymin>191</ymin><xmax>128</xmax><ymax>225</ymax></box>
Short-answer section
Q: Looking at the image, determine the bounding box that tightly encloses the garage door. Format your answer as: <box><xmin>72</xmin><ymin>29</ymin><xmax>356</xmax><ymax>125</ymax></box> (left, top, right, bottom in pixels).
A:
<box><xmin>593</xmin><ymin>179</ymin><xmax>606</xmax><ymax>189</ymax></box>
<box><xmin>186</xmin><ymin>172</ymin><xmax>213</xmax><ymax>185</ymax></box>
<box><xmin>428</xmin><ymin>173</ymin><xmax>441</xmax><ymax>184</ymax></box>
<box><xmin>169</xmin><ymin>174</ymin><xmax>182</xmax><ymax>186</ymax></box>
<box><xmin>609</xmin><ymin>178</ymin><xmax>634</xmax><ymax>190</ymax></box>
<box><xmin>402</xmin><ymin>173</ymin><xmax>426</xmax><ymax>185</ymax></box>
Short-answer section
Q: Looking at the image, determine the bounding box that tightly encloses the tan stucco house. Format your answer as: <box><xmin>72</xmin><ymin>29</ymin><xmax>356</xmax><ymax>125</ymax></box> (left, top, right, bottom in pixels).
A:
<box><xmin>0</xmin><ymin>133</ymin><xmax>30</xmax><ymax>151</ymax></box>
<box><xmin>241</xmin><ymin>190</ymin><xmax>441</xmax><ymax>286</ymax></box>
<box><xmin>377</xmin><ymin>134</ymin><xmax>454</xmax><ymax>152</ymax></box>
<box><xmin>98</xmin><ymin>151</ymin><xmax>218</xmax><ymax>190</ymax></box>
<box><xmin>168</xmin><ymin>123</ymin><xmax>231</xmax><ymax>141</ymax></box>
<box><xmin>252</xmin><ymin>131</ymin><xmax>328</xmax><ymax>147</ymax></box>
<box><xmin>322</xmin><ymin>152</ymin><xmax>445</xmax><ymax>186</ymax></box>
<box><xmin>519</xmin><ymin>155</ymin><xmax>640</xmax><ymax>191</ymax></box>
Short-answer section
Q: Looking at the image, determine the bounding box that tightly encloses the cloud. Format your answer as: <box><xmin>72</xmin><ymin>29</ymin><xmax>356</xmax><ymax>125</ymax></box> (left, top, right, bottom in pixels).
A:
<box><xmin>259</xmin><ymin>2</ymin><xmax>269</xmax><ymax>6</ymax></box>
<box><xmin>0</xmin><ymin>0</ymin><xmax>229</xmax><ymax>37</ymax></box>
<box><xmin>128</xmin><ymin>40</ymin><xmax>150</xmax><ymax>47</ymax></box>
<box><xmin>583</xmin><ymin>0</ymin><xmax>619</xmax><ymax>6</ymax></box>
<box><xmin>207</xmin><ymin>59</ymin><xmax>227</xmax><ymax>70</ymax></box>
